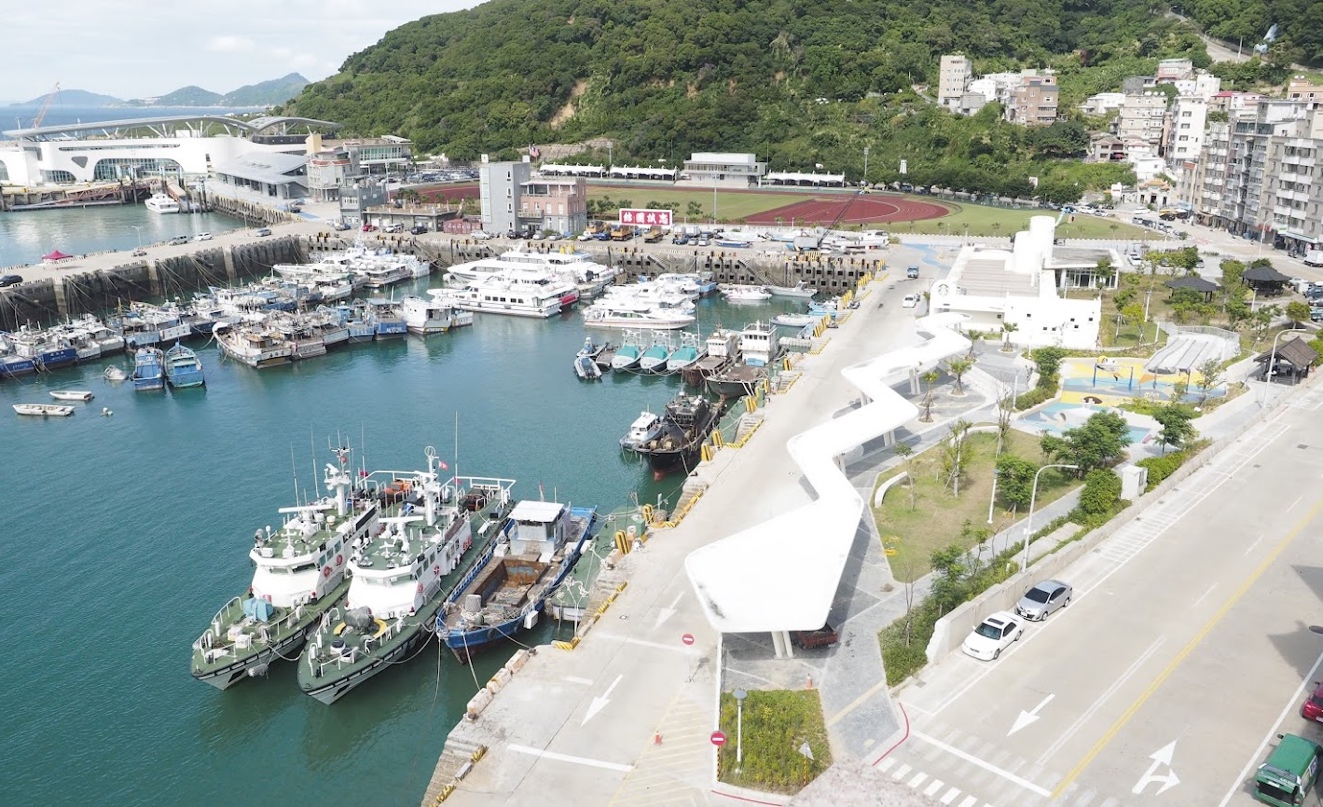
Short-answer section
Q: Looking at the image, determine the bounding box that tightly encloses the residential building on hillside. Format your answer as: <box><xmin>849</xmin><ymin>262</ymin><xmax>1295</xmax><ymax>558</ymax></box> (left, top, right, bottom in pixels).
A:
<box><xmin>479</xmin><ymin>158</ymin><xmax>533</xmax><ymax>235</ymax></box>
<box><xmin>1262</xmin><ymin>109</ymin><xmax>1323</xmax><ymax>253</ymax></box>
<box><xmin>1165</xmin><ymin>96</ymin><xmax>1209</xmax><ymax>163</ymax></box>
<box><xmin>1006</xmin><ymin>70</ymin><xmax>1058</xmax><ymax>125</ymax></box>
<box><xmin>1156</xmin><ymin>58</ymin><xmax>1195</xmax><ymax>83</ymax></box>
<box><xmin>1117</xmin><ymin>92</ymin><xmax>1169</xmax><ymax>152</ymax></box>
<box><xmin>968</xmin><ymin>72</ymin><xmax>1021</xmax><ymax>107</ymax></box>
<box><xmin>957</xmin><ymin>93</ymin><xmax>988</xmax><ymax>116</ymax></box>
<box><xmin>938</xmin><ymin>55</ymin><xmax>973</xmax><ymax>109</ymax></box>
<box><xmin>1287</xmin><ymin>76</ymin><xmax>1323</xmax><ymax>106</ymax></box>
<box><xmin>1209</xmin><ymin>91</ymin><xmax>1265</xmax><ymax>115</ymax></box>
<box><xmin>1080</xmin><ymin>92</ymin><xmax>1126</xmax><ymax>116</ymax></box>
<box><xmin>517</xmin><ymin>175</ymin><xmax>587</xmax><ymax>236</ymax></box>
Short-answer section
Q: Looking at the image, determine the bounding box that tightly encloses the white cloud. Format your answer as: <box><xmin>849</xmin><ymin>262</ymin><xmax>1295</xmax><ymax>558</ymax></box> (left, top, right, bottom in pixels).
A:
<box><xmin>207</xmin><ymin>35</ymin><xmax>256</xmax><ymax>53</ymax></box>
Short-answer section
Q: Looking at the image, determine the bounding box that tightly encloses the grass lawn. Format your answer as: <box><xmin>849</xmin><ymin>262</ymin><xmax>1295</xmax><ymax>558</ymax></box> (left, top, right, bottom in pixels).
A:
<box><xmin>717</xmin><ymin>690</ymin><xmax>832</xmax><ymax>793</ymax></box>
<box><xmin>876</xmin><ymin>430</ymin><xmax>1076</xmax><ymax>582</ymax></box>
<box><xmin>886</xmin><ymin>203</ymin><xmax>1145</xmax><ymax>239</ymax></box>
<box><xmin>585</xmin><ymin>187</ymin><xmax>795</xmax><ymax>223</ymax></box>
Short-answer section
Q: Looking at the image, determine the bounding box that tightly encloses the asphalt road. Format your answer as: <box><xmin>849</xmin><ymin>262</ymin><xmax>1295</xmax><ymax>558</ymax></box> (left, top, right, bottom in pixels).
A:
<box><xmin>881</xmin><ymin>392</ymin><xmax>1323</xmax><ymax>806</ymax></box>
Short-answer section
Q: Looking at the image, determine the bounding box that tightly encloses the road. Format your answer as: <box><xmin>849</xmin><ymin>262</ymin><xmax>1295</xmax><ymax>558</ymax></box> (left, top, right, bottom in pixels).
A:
<box><xmin>879</xmin><ymin>388</ymin><xmax>1323</xmax><ymax>806</ymax></box>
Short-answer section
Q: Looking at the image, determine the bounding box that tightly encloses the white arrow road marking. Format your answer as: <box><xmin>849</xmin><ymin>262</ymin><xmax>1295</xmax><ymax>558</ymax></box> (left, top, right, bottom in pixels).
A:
<box><xmin>1132</xmin><ymin>740</ymin><xmax>1180</xmax><ymax>795</ymax></box>
<box><xmin>1008</xmin><ymin>693</ymin><xmax>1055</xmax><ymax>736</ymax></box>
<box><xmin>581</xmin><ymin>673</ymin><xmax>623</xmax><ymax>726</ymax></box>
<box><xmin>655</xmin><ymin>592</ymin><xmax>683</xmax><ymax>629</ymax></box>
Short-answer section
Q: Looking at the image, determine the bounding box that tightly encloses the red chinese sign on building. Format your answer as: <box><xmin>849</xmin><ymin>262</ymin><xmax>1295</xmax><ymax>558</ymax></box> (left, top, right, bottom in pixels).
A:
<box><xmin>619</xmin><ymin>208</ymin><xmax>673</xmax><ymax>227</ymax></box>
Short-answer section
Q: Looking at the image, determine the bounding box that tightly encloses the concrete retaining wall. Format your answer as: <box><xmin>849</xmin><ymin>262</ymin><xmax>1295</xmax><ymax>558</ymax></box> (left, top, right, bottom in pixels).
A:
<box><xmin>923</xmin><ymin>393</ymin><xmax>1280</xmax><ymax>663</ymax></box>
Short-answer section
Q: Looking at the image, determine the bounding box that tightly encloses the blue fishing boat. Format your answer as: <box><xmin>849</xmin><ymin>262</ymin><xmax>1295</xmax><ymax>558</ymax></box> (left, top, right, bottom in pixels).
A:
<box><xmin>610</xmin><ymin>329</ymin><xmax>644</xmax><ymax>371</ymax></box>
<box><xmin>131</xmin><ymin>347</ymin><xmax>165</xmax><ymax>392</ymax></box>
<box><xmin>439</xmin><ymin>501</ymin><xmax>596</xmax><ymax>663</ymax></box>
<box><xmin>637</xmin><ymin>332</ymin><xmax>674</xmax><ymax>373</ymax></box>
<box><xmin>366</xmin><ymin>298</ymin><xmax>407</xmax><ymax>339</ymax></box>
<box><xmin>0</xmin><ymin>334</ymin><xmax>38</xmax><ymax>379</ymax></box>
<box><xmin>164</xmin><ymin>343</ymin><xmax>206</xmax><ymax>388</ymax></box>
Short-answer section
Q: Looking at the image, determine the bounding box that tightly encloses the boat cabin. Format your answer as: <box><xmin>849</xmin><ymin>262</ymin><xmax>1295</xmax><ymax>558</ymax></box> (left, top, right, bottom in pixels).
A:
<box><xmin>740</xmin><ymin>322</ymin><xmax>777</xmax><ymax>367</ymax></box>
<box><xmin>706</xmin><ymin>328</ymin><xmax>741</xmax><ymax>359</ymax></box>
<box><xmin>507</xmin><ymin>500</ymin><xmax>570</xmax><ymax>560</ymax></box>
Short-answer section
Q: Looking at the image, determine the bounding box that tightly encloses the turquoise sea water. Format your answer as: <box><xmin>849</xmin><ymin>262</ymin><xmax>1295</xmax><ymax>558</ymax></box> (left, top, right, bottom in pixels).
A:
<box><xmin>0</xmin><ymin>230</ymin><xmax>803</xmax><ymax>804</ymax></box>
<box><xmin>0</xmin><ymin>204</ymin><xmax>244</xmax><ymax>269</ymax></box>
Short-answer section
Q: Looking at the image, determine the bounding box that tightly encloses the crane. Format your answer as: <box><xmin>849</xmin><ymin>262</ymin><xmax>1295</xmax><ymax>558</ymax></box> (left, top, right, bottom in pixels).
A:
<box><xmin>815</xmin><ymin>186</ymin><xmax>867</xmax><ymax>252</ymax></box>
<box><xmin>31</xmin><ymin>82</ymin><xmax>60</xmax><ymax>129</ymax></box>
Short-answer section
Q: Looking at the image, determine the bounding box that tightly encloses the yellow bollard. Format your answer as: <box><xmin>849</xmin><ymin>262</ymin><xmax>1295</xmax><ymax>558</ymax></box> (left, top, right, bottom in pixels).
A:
<box><xmin>783</xmin><ymin>357</ymin><xmax>791</xmax><ymax>371</ymax></box>
<box><xmin>712</xmin><ymin>429</ymin><xmax>725</xmax><ymax>448</ymax></box>
<box><xmin>615</xmin><ymin>530</ymin><xmax>631</xmax><ymax>555</ymax></box>
<box><xmin>641</xmin><ymin>503</ymin><xmax>654</xmax><ymax>522</ymax></box>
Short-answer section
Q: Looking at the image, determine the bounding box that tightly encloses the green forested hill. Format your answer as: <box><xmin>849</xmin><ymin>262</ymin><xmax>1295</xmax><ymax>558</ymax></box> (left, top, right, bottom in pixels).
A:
<box><xmin>286</xmin><ymin>0</ymin><xmax>1213</xmax><ymax>196</ymax></box>
<box><xmin>1176</xmin><ymin>0</ymin><xmax>1323</xmax><ymax>64</ymax></box>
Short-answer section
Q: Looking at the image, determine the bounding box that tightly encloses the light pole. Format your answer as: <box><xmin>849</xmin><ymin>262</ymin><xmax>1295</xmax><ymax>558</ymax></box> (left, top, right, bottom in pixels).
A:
<box><xmin>131</xmin><ymin>225</ymin><xmax>143</xmax><ymax>254</ymax></box>
<box><xmin>862</xmin><ymin>145</ymin><xmax>869</xmax><ymax>187</ymax></box>
<box><xmin>1022</xmin><ymin>464</ymin><xmax>1078</xmax><ymax>570</ymax></box>
<box><xmin>1262</xmin><ymin>329</ymin><xmax>1297</xmax><ymax>406</ymax></box>
<box><xmin>733</xmin><ymin>688</ymin><xmax>748</xmax><ymax>769</ymax></box>
<box><xmin>712</xmin><ymin>176</ymin><xmax>718</xmax><ymax>226</ymax></box>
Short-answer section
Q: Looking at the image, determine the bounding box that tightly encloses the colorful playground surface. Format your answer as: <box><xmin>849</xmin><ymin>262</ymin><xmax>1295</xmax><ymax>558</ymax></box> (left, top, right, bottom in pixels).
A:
<box><xmin>1019</xmin><ymin>402</ymin><xmax>1154</xmax><ymax>446</ymax></box>
<box><xmin>1058</xmin><ymin>357</ymin><xmax>1226</xmax><ymax>407</ymax></box>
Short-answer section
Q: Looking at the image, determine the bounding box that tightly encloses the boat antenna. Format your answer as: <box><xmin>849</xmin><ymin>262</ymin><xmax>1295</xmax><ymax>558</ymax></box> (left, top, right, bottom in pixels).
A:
<box><xmin>310</xmin><ymin>427</ymin><xmax>321</xmax><ymax>499</ymax></box>
<box><xmin>290</xmin><ymin>444</ymin><xmax>300</xmax><ymax>505</ymax></box>
<box><xmin>453</xmin><ymin>411</ymin><xmax>460</xmax><ymax>484</ymax></box>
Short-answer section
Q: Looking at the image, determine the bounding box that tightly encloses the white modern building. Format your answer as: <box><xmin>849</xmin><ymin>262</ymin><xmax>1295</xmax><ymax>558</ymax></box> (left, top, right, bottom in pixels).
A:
<box><xmin>928</xmin><ymin>216</ymin><xmax>1104</xmax><ymax>349</ymax></box>
<box><xmin>479</xmin><ymin>158</ymin><xmax>533</xmax><ymax>235</ymax></box>
<box><xmin>0</xmin><ymin>115</ymin><xmax>339</xmax><ymax>186</ymax></box>
<box><xmin>679</xmin><ymin>152</ymin><xmax>766</xmax><ymax>186</ymax></box>
<box><xmin>1165</xmin><ymin>96</ymin><xmax>1209</xmax><ymax>162</ymax></box>
<box><xmin>1080</xmin><ymin>92</ymin><xmax>1126</xmax><ymax>115</ymax></box>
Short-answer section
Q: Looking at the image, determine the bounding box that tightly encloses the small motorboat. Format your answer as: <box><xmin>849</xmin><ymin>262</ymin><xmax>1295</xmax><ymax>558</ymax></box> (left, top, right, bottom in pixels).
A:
<box><xmin>14</xmin><ymin>403</ymin><xmax>75</xmax><ymax>417</ymax></box>
<box><xmin>573</xmin><ymin>337</ymin><xmax>604</xmax><ymax>380</ymax></box>
<box><xmin>771</xmin><ymin>313</ymin><xmax>820</xmax><ymax>328</ymax></box>
<box><xmin>620</xmin><ymin>409</ymin><xmax>663</xmax><ymax>451</ymax></box>
<box><xmin>722</xmin><ymin>284</ymin><xmax>772</xmax><ymax>303</ymax></box>
<box><xmin>104</xmin><ymin>365</ymin><xmax>129</xmax><ymax>382</ymax></box>
<box><xmin>767</xmin><ymin>281</ymin><xmax>818</xmax><ymax>299</ymax></box>
<box><xmin>49</xmin><ymin>390</ymin><xmax>94</xmax><ymax>402</ymax></box>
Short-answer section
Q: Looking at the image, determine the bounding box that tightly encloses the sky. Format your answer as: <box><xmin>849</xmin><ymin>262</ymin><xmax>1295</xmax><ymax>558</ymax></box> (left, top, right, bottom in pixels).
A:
<box><xmin>3</xmin><ymin>0</ymin><xmax>482</xmax><ymax>103</ymax></box>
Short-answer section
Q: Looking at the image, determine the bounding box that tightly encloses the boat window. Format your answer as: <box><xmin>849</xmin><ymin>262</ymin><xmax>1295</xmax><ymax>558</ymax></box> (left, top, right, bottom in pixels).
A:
<box><xmin>292</xmin><ymin>563</ymin><xmax>316</xmax><ymax>574</ymax></box>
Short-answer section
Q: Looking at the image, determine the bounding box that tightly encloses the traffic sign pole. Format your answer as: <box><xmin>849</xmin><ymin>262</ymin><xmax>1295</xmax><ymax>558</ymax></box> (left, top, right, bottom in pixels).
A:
<box><xmin>682</xmin><ymin>633</ymin><xmax>695</xmax><ymax>682</ymax></box>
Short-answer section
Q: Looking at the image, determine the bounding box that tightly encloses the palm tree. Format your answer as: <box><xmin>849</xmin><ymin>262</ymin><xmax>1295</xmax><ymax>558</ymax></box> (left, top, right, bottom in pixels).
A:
<box><xmin>945</xmin><ymin>356</ymin><xmax>974</xmax><ymax>395</ymax></box>
<box><xmin>1000</xmin><ymin>322</ymin><xmax>1018</xmax><ymax>351</ymax></box>
<box><xmin>965</xmin><ymin>329</ymin><xmax>983</xmax><ymax>359</ymax></box>
<box><xmin>920</xmin><ymin>370</ymin><xmax>940</xmax><ymax>422</ymax></box>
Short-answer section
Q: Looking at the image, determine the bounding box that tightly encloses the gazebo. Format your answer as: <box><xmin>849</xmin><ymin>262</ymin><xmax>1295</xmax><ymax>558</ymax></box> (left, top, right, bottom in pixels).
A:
<box><xmin>41</xmin><ymin>250</ymin><xmax>73</xmax><ymax>262</ymax></box>
<box><xmin>1242</xmin><ymin>264</ymin><xmax>1292</xmax><ymax>296</ymax></box>
<box><xmin>1254</xmin><ymin>336</ymin><xmax>1318</xmax><ymax>384</ymax></box>
<box><xmin>1165</xmin><ymin>275</ymin><xmax>1222</xmax><ymax>302</ymax></box>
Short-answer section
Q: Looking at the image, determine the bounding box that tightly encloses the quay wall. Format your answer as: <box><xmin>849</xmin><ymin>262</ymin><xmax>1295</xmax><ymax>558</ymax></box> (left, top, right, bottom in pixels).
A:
<box><xmin>0</xmin><ymin>237</ymin><xmax>307</xmax><ymax>330</ymax></box>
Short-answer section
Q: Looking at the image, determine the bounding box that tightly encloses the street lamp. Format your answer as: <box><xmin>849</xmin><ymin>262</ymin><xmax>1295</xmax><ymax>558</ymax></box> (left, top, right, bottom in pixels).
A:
<box><xmin>862</xmin><ymin>146</ymin><xmax>870</xmax><ymax>187</ymax></box>
<box><xmin>733</xmin><ymin>688</ymin><xmax>748</xmax><ymax>769</ymax></box>
<box><xmin>1262</xmin><ymin>329</ymin><xmax>1298</xmax><ymax>406</ymax></box>
<box><xmin>131</xmin><ymin>225</ymin><xmax>143</xmax><ymax>254</ymax></box>
<box><xmin>1022</xmin><ymin>464</ymin><xmax>1079</xmax><ymax>570</ymax></box>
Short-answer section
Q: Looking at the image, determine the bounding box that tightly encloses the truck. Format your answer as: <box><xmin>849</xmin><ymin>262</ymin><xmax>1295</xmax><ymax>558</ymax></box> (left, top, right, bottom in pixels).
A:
<box><xmin>610</xmin><ymin>224</ymin><xmax>633</xmax><ymax>241</ymax></box>
<box><xmin>1253</xmin><ymin>733</ymin><xmax>1323</xmax><ymax>806</ymax></box>
<box><xmin>643</xmin><ymin>225</ymin><xmax>664</xmax><ymax>243</ymax></box>
<box><xmin>791</xmin><ymin>622</ymin><xmax>839</xmax><ymax>650</ymax></box>
<box><xmin>1305</xmin><ymin>249</ymin><xmax>1323</xmax><ymax>267</ymax></box>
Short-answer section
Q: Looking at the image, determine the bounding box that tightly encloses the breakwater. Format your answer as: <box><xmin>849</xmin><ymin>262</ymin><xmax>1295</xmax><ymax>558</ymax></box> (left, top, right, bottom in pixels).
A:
<box><xmin>0</xmin><ymin>236</ymin><xmax>309</xmax><ymax>330</ymax></box>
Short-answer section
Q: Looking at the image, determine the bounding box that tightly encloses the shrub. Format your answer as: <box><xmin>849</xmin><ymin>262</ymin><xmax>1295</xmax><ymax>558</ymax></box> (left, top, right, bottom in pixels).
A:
<box><xmin>1015</xmin><ymin>387</ymin><xmax>1055</xmax><ymax>410</ymax></box>
<box><xmin>1077</xmin><ymin>468</ymin><xmax>1122</xmax><ymax>517</ymax></box>
<box><xmin>718</xmin><ymin>690</ymin><xmax>832</xmax><ymax>791</ymax></box>
<box><xmin>1136</xmin><ymin>452</ymin><xmax>1185</xmax><ymax>490</ymax></box>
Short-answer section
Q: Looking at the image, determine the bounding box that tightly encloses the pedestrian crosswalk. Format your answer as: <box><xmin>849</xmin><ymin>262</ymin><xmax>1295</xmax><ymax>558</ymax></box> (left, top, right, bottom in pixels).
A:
<box><xmin>874</xmin><ymin>717</ymin><xmax>1128</xmax><ymax>806</ymax></box>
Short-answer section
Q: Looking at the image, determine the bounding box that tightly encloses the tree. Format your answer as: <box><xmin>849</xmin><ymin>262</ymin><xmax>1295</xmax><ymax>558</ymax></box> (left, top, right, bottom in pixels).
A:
<box><xmin>920</xmin><ymin>370</ymin><xmax>939</xmax><ymax>422</ymax></box>
<box><xmin>893</xmin><ymin>442</ymin><xmax>916</xmax><ymax>511</ymax></box>
<box><xmin>942</xmin><ymin>419</ymin><xmax>971</xmax><ymax>497</ymax></box>
<box><xmin>1153</xmin><ymin>403</ymin><xmax>1197</xmax><ymax>454</ymax></box>
<box><xmin>1000</xmin><ymin>322</ymin><xmax>1018</xmax><ymax>351</ymax></box>
<box><xmin>1286</xmin><ymin>300</ymin><xmax>1312</xmax><ymax>329</ymax></box>
<box><xmin>995</xmin><ymin>455</ymin><xmax>1039</xmax><ymax>512</ymax></box>
<box><xmin>1040</xmin><ymin>410</ymin><xmax>1130</xmax><ymax>473</ymax></box>
<box><xmin>965</xmin><ymin>329</ymin><xmax>983</xmax><ymax>359</ymax></box>
<box><xmin>1076</xmin><ymin>468</ymin><xmax>1122</xmax><ymax>520</ymax></box>
<box><xmin>1030</xmin><ymin>346</ymin><xmax>1068</xmax><ymax>385</ymax></box>
<box><xmin>945</xmin><ymin>356</ymin><xmax>973</xmax><ymax>395</ymax></box>
<box><xmin>686</xmin><ymin>201</ymin><xmax>704</xmax><ymax>220</ymax></box>
<box><xmin>1094</xmin><ymin>257</ymin><xmax>1116</xmax><ymax>289</ymax></box>
<box><xmin>1196</xmin><ymin>358</ymin><xmax>1225</xmax><ymax>405</ymax></box>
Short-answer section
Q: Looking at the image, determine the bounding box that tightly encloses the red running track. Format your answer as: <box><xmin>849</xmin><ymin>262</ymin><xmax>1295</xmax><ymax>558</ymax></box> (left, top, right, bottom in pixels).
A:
<box><xmin>745</xmin><ymin>196</ymin><xmax>949</xmax><ymax>226</ymax></box>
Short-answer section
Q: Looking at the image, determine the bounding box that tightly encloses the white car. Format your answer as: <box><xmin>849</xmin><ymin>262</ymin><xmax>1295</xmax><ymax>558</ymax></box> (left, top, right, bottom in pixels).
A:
<box><xmin>961</xmin><ymin>611</ymin><xmax>1023</xmax><ymax>661</ymax></box>
<box><xmin>901</xmin><ymin>294</ymin><xmax>918</xmax><ymax>308</ymax></box>
<box><xmin>194</xmin><ymin>232</ymin><xmax>213</xmax><ymax>242</ymax></box>
<box><xmin>471</xmin><ymin>231</ymin><xmax>493</xmax><ymax>240</ymax></box>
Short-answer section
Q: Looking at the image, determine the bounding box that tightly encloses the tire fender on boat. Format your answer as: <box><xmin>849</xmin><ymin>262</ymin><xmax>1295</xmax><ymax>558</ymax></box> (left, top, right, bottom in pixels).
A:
<box><xmin>335</xmin><ymin>554</ymin><xmax>344</xmax><ymax>566</ymax></box>
<box><xmin>323</xmin><ymin>566</ymin><xmax>333</xmax><ymax>578</ymax></box>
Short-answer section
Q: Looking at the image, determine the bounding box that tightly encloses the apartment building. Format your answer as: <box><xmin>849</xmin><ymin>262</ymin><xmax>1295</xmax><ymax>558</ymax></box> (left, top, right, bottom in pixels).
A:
<box><xmin>1165</xmin><ymin>96</ymin><xmax>1209</xmax><ymax>163</ymax></box>
<box><xmin>1263</xmin><ymin>110</ymin><xmax>1323</xmax><ymax>252</ymax></box>
<box><xmin>1287</xmin><ymin>76</ymin><xmax>1323</xmax><ymax>106</ymax></box>
<box><xmin>938</xmin><ymin>55</ymin><xmax>973</xmax><ymax>109</ymax></box>
<box><xmin>1080</xmin><ymin>92</ymin><xmax>1126</xmax><ymax>116</ymax></box>
<box><xmin>479</xmin><ymin>158</ymin><xmax>533</xmax><ymax>234</ymax></box>
<box><xmin>1007</xmin><ymin>70</ymin><xmax>1058</xmax><ymax>125</ymax></box>
<box><xmin>1116</xmin><ymin>93</ymin><xmax>1169</xmax><ymax>152</ymax></box>
<box><xmin>1156</xmin><ymin>58</ymin><xmax>1195</xmax><ymax>83</ymax></box>
<box><xmin>517</xmin><ymin>175</ymin><xmax>587</xmax><ymax>236</ymax></box>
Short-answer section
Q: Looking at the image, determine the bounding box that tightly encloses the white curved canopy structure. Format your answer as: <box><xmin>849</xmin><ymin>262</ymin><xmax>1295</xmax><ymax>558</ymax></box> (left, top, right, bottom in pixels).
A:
<box><xmin>685</xmin><ymin>312</ymin><xmax>970</xmax><ymax>633</ymax></box>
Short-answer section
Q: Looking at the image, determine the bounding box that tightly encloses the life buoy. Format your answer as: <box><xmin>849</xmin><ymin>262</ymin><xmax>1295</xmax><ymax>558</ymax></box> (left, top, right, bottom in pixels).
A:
<box><xmin>433</xmin><ymin>565</ymin><xmax>441</xmax><ymax>576</ymax></box>
<box><xmin>323</xmin><ymin>566</ymin><xmax>333</xmax><ymax>578</ymax></box>
<box><xmin>416</xmin><ymin>582</ymin><xmax>424</xmax><ymax>594</ymax></box>
<box><xmin>336</xmin><ymin>554</ymin><xmax>344</xmax><ymax>566</ymax></box>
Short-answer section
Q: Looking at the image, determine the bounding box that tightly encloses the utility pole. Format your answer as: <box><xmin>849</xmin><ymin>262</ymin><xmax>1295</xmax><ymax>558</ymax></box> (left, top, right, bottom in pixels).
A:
<box><xmin>862</xmin><ymin>146</ymin><xmax>870</xmax><ymax>187</ymax></box>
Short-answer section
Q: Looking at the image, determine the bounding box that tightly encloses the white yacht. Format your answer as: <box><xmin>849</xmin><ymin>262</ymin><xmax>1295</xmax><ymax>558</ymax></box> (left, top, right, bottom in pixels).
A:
<box><xmin>722</xmin><ymin>284</ymin><xmax>772</xmax><ymax>303</ymax></box>
<box><xmin>582</xmin><ymin>298</ymin><xmax>696</xmax><ymax>330</ymax></box>
<box><xmin>447</xmin><ymin>245</ymin><xmax>616</xmax><ymax>291</ymax></box>
<box><xmin>601</xmin><ymin>282</ymin><xmax>695</xmax><ymax>312</ymax></box>
<box><xmin>399</xmin><ymin>294</ymin><xmax>473</xmax><ymax>334</ymax></box>
<box><xmin>437</xmin><ymin>271</ymin><xmax>567</xmax><ymax>319</ymax></box>
<box><xmin>145</xmin><ymin>192</ymin><xmax>181</xmax><ymax>214</ymax></box>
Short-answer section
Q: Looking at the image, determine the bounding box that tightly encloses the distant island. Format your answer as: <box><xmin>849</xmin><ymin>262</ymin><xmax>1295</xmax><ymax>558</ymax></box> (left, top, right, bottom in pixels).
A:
<box><xmin>9</xmin><ymin>73</ymin><xmax>310</xmax><ymax>109</ymax></box>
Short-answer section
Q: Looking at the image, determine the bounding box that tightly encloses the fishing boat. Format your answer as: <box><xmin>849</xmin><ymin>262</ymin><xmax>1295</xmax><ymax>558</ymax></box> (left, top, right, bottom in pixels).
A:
<box><xmin>619</xmin><ymin>409</ymin><xmax>662</xmax><ymax>450</ymax></box>
<box><xmin>0</xmin><ymin>334</ymin><xmax>39</xmax><ymax>379</ymax></box>
<box><xmin>298</xmin><ymin>459</ymin><xmax>517</xmax><ymax>702</ymax></box>
<box><xmin>627</xmin><ymin>394</ymin><xmax>725</xmax><ymax>475</ymax></box>
<box><xmin>721</xmin><ymin>284</ymin><xmax>772</xmax><ymax>303</ymax></box>
<box><xmin>164</xmin><ymin>343</ymin><xmax>206</xmax><ymax>388</ymax></box>
<box><xmin>767</xmin><ymin>280</ymin><xmax>818</xmax><ymax>299</ymax></box>
<box><xmin>399</xmin><ymin>295</ymin><xmax>459</xmax><ymax>335</ymax></box>
<box><xmin>213</xmin><ymin>319</ymin><xmax>293</xmax><ymax>368</ymax></box>
<box><xmin>14</xmin><ymin>403</ymin><xmax>75</xmax><ymax>417</ymax></box>
<box><xmin>49</xmin><ymin>390</ymin><xmax>94</xmax><ymax>402</ymax></box>
<box><xmin>192</xmin><ymin>448</ymin><xmax>381</xmax><ymax>689</ymax></box>
<box><xmin>439</xmin><ymin>499</ymin><xmax>597</xmax><ymax>663</ymax></box>
<box><xmin>611</xmin><ymin>330</ymin><xmax>645</xmax><ymax>371</ymax></box>
<box><xmin>706</xmin><ymin>322</ymin><xmax>778</xmax><ymax>399</ymax></box>
<box><xmin>771</xmin><ymin>313</ymin><xmax>821</xmax><ymax>328</ymax></box>
<box><xmin>573</xmin><ymin>337</ymin><xmax>603</xmax><ymax>380</ymax></box>
<box><xmin>637</xmin><ymin>331</ymin><xmax>674</xmax><ymax>374</ymax></box>
<box><xmin>337</xmin><ymin>302</ymin><xmax>377</xmax><ymax>343</ymax></box>
<box><xmin>131</xmin><ymin>347</ymin><xmax>166</xmax><ymax>392</ymax></box>
<box><xmin>738</xmin><ymin>321</ymin><xmax>779</xmax><ymax>367</ymax></box>
<box><xmin>365</xmin><ymin>298</ymin><xmax>408</xmax><ymax>339</ymax></box>
<box><xmin>681</xmin><ymin>328</ymin><xmax>741</xmax><ymax>387</ymax></box>
<box><xmin>103</xmin><ymin>365</ymin><xmax>128</xmax><ymax>382</ymax></box>
<box><xmin>8</xmin><ymin>328</ymin><xmax>78</xmax><ymax>371</ymax></box>
<box><xmin>665</xmin><ymin>331</ymin><xmax>707</xmax><ymax>374</ymax></box>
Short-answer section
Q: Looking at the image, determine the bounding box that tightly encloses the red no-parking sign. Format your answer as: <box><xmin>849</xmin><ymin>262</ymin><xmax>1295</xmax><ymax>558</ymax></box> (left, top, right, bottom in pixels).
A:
<box><xmin>710</xmin><ymin>731</ymin><xmax>727</xmax><ymax>747</ymax></box>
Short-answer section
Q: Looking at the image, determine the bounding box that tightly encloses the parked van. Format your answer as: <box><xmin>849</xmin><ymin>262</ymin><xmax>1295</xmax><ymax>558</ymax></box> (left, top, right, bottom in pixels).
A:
<box><xmin>1254</xmin><ymin>733</ymin><xmax>1323</xmax><ymax>806</ymax></box>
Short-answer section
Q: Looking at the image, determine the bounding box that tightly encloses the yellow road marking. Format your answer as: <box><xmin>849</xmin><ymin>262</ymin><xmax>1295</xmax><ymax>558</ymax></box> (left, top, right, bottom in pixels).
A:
<box><xmin>1051</xmin><ymin>492</ymin><xmax>1323</xmax><ymax>799</ymax></box>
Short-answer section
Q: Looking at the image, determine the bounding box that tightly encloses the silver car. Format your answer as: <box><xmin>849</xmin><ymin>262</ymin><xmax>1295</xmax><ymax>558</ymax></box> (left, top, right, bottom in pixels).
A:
<box><xmin>1015</xmin><ymin>579</ymin><xmax>1072</xmax><ymax>621</ymax></box>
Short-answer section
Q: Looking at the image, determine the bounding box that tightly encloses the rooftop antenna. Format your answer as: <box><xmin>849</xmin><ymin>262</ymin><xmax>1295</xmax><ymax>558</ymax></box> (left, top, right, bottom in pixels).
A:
<box><xmin>310</xmin><ymin>427</ymin><xmax>321</xmax><ymax>500</ymax></box>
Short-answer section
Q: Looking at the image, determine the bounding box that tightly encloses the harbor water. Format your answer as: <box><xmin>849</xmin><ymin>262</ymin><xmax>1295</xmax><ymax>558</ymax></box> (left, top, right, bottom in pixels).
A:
<box><xmin>0</xmin><ymin>204</ymin><xmax>244</xmax><ymax>269</ymax></box>
<box><xmin>0</xmin><ymin>212</ymin><xmax>806</xmax><ymax>805</ymax></box>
